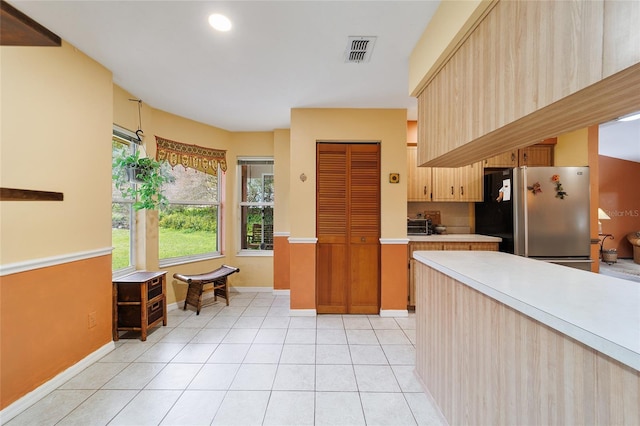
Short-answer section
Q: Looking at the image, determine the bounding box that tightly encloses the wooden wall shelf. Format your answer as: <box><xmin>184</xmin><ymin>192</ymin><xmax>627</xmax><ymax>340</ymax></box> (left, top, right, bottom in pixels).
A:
<box><xmin>1</xmin><ymin>0</ymin><xmax>61</xmax><ymax>46</ymax></box>
<box><xmin>0</xmin><ymin>187</ymin><xmax>64</xmax><ymax>201</ymax></box>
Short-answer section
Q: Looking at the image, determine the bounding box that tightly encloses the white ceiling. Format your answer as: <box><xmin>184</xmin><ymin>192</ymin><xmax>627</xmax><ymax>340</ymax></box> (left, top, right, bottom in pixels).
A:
<box><xmin>10</xmin><ymin>0</ymin><xmax>440</xmax><ymax>132</ymax></box>
<box><xmin>599</xmin><ymin>117</ymin><xmax>640</xmax><ymax>163</ymax></box>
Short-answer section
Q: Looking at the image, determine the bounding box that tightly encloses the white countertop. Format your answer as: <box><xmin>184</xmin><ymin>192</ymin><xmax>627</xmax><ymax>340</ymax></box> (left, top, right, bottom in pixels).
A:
<box><xmin>408</xmin><ymin>234</ymin><xmax>502</xmax><ymax>243</ymax></box>
<box><xmin>413</xmin><ymin>250</ymin><xmax>640</xmax><ymax>371</ymax></box>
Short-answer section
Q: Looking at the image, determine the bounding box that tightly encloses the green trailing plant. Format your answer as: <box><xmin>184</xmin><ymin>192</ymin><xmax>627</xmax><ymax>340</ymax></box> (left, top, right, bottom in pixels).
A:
<box><xmin>113</xmin><ymin>148</ymin><xmax>168</xmax><ymax>210</ymax></box>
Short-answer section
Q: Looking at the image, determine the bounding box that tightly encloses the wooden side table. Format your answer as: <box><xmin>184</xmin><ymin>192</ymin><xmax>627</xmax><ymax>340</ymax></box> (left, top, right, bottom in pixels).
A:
<box><xmin>113</xmin><ymin>271</ymin><xmax>167</xmax><ymax>341</ymax></box>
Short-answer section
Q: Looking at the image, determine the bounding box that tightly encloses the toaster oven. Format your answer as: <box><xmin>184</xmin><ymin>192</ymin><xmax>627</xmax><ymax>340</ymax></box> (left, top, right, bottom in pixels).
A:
<box><xmin>407</xmin><ymin>218</ymin><xmax>433</xmax><ymax>235</ymax></box>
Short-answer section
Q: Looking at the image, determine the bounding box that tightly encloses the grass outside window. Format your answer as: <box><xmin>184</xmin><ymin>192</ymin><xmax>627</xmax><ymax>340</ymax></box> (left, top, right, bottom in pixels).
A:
<box><xmin>112</xmin><ymin>227</ymin><xmax>217</xmax><ymax>270</ymax></box>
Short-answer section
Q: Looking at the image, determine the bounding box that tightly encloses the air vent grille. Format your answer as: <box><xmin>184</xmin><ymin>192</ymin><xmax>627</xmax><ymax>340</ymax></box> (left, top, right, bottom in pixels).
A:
<box><xmin>345</xmin><ymin>36</ymin><xmax>376</xmax><ymax>63</ymax></box>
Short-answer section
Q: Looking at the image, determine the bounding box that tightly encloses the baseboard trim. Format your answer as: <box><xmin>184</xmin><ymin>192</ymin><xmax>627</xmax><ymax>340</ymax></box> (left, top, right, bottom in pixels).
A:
<box><xmin>0</xmin><ymin>247</ymin><xmax>113</xmax><ymax>276</ymax></box>
<box><xmin>272</xmin><ymin>289</ymin><xmax>290</xmax><ymax>296</ymax></box>
<box><xmin>289</xmin><ymin>309</ymin><xmax>317</xmax><ymax>316</ymax></box>
<box><xmin>379</xmin><ymin>309</ymin><xmax>409</xmax><ymax>317</ymax></box>
<box><xmin>230</xmin><ymin>286</ymin><xmax>273</xmax><ymax>293</ymax></box>
<box><xmin>166</xmin><ymin>300</ymin><xmax>183</xmax><ymax>312</ymax></box>
<box><xmin>0</xmin><ymin>341</ymin><xmax>115</xmax><ymax>423</ymax></box>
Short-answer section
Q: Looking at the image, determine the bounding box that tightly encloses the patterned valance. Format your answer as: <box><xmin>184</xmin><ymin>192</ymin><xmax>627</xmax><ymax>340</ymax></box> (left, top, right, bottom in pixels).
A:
<box><xmin>155</xmin><ymin>136</ymin><xmax>227</xmax><ymax>176</ymax></box>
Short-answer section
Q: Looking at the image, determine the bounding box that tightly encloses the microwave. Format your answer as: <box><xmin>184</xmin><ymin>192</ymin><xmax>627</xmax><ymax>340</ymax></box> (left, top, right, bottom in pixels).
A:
<box><xmin>407</xmin><ymin>218</ymin><xmax>433</xmax><ymax>235</ymax></box>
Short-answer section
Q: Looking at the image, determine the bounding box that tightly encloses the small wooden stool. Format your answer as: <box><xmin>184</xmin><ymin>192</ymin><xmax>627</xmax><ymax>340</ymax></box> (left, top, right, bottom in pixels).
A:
<box><xmin>173</xmin><ymin>265</ymin><xmax>240</xmax><ymax>315</ymax></box>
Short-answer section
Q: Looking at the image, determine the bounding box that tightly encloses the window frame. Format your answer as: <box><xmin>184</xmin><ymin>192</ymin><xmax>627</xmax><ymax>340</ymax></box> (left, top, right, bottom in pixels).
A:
<box><xmin>237</xmin><ymin>157</ymin><xmax>274</xmax><ymax>256</ymax></box>
<box><xmin>158</xmin><ymin>164</ymin><xmax>223</xmax><ymax>268</ymax></box>
<box><xmin>112</xmin><ymin>125</ymin><xmax>137</xmax><ymax>277</ymax></box>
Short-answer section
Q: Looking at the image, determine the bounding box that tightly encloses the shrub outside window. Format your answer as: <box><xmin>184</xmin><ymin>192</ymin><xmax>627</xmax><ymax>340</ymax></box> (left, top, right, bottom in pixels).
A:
<box><xmin>159</xmin><ymin>163</ymin><xmax>221</xmax><ymax>264</ymax></box>
<box><xmin>239</xmin><ymin>158</ymin><xmax>274</xmax><ymax>252</ymax></box>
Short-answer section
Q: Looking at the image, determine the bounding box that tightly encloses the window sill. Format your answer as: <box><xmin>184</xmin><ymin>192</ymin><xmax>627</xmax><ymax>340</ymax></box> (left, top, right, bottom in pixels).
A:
<box><xmin>236</xmin><ymin>250</ymin><xmax>273</xmax><ymax>257</ymax></box>
<box><xmin>159</xmin><ymin>253</ymin><xmax>224</xmax><ymax>268</ymax></box>
<box><xmin>112</xmin><ymin>266</ymin><xmax>136</xmax><ymax>280</ymax></box>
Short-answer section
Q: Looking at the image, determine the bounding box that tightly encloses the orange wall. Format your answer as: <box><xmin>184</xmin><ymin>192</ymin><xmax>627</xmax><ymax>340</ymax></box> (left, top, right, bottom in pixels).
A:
<box><xmin>407</xmin><ymin>120</ymin><xmax>417</xmax><ymax>143</ymax></box>
<box><xmin>380</xmin><ymin>244</ymin><xmax>409</xmax><ymax>311</ymax></box>
<box><xmin>289</xmin><ymin>242</ymin><xmax>316</xmax><ymax>309</ymax></box>
<box><xmin>599</xmin><ymin>155</ymin><xmax>640</xmax><ymax>258</ymax></box>
<box><xmin>0</xmin><ymin>256</ymin><xmax>112</xmax><ymax>408</ymax></box>
<box><xmin>273</xmin><ymin>236</ymin><xmax>290</xmax><ymax>290</ymax></box>
<box><xmin>1</xmin><ymin>40</ymin><xmax>114</xmax><ymax>410</ymax></box>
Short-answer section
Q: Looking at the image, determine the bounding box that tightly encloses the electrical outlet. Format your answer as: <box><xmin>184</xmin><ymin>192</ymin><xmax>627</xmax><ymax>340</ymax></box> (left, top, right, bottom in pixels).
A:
<box><xmin>88</xmin><ymin>312</ymin><xmax>97</xmax><ymax>329</ymax></box>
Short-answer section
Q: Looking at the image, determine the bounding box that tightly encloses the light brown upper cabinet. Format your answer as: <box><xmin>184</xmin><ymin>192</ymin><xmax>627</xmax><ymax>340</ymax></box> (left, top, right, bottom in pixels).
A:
<box><xmin>519</xmin><ymin>145</ymin><xmax>554</xmax><ymax>167</ymax></box>
<box><xmin>483</xmin><ymin>141</ymin><xmax>555</xmax><ymax>168</ymax></box>
<box><xmin>431</xmin><ymin>162</ymin><xmax>483</xmax><ymax>202</ymax></box>
<box><xmin>407</xmin><ymin>145</ymin><xmax>432</xmax><ymax>201</ymax></box>
<box><xmin>415</xmin><ymin>0</ymin><xmax>640</xmax><ymax>167</ymax></box>
<box><xmin>408</xmin><ymin>145</ymin><xmax>482</xmax><ymax>202</ymax></box>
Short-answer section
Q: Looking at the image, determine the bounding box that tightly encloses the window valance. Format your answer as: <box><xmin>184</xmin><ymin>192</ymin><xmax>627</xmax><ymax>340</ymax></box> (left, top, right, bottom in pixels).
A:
<box><xmin>156</xmin><ymin>136</ymin><xmax>227</xmax><ymax>176</ymax></box>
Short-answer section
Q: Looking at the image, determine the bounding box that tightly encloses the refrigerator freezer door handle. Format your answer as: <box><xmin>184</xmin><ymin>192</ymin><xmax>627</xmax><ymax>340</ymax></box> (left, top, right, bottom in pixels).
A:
<box><xmin>523</xmin><ymin>168</ymin><xmax>529</xmax><ymax>257</ymax></box>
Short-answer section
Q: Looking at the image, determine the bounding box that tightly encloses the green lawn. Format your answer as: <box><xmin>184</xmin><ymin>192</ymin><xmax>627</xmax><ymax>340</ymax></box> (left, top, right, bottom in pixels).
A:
<box><xmin>112</xmin><ymin>227</ymin><xmax>217</xmax><ymax>270</ymax></box>
<box><xmin>158</xmin><ymin>227</ymin><xmax>217</xmax><ymax>259</ymax></box>
<box><xmin>112</xmin><ymin>228</ymin><xmax>130</xmax><ymax>270</ymax></box>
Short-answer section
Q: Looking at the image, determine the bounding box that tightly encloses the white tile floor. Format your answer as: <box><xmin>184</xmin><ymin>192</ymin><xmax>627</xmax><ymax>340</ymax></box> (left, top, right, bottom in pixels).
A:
<box><xmin>6</xmin><ymin>292</ymin><xmax>446</xmax><ymax>426</ymax></box>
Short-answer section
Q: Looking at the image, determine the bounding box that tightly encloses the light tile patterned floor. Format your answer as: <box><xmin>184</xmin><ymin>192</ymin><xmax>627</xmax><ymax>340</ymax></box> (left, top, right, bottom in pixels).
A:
<box><xmin>6</xmin><ymin>292</ymin><xmax>446</xmax><ymax>426</ymax></box>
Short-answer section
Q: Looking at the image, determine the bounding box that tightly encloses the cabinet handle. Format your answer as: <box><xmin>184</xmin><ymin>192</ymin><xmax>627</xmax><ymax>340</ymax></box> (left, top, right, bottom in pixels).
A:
<box><xmin>150</xmin><ymin>302</ymin><xmax>160</xmax><ymax>311</ymax></box>
<box><xmin>423</xmin><ymin>186</ymin><xmax>427</xmax><ymax>195</ymax></box>
<box><xmin>450</xmin><ymin>186</ymin><xmax>454</xmax><ymax>195</ymax></box>
<box><xmin>511</xmin><ymin>153</ymin><xmax>516</xmax><ymax>162</ymax></box>
<box><xmin>460</xmin><ymin>186</ymin><xmax>464</xmax><ymax>195</ymax></box>
<box><xmin>523</xmin><ymin>152</ymin><xmax>528</xmax><ymax>163</ymax></box>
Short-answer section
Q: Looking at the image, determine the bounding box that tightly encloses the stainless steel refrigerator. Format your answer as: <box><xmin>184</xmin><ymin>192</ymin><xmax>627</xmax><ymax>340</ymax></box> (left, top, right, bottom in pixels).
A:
<box><xmin>475</xmin><ymin>166</ymin><xmax>592</xmax><ymax>270</ymax></box>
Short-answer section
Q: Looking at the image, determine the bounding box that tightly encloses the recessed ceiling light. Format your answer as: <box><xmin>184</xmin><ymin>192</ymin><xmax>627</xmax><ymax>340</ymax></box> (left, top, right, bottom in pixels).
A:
<box><xmin>617</xmin><ymin>111</ymin><xmax>640</xmax><ymax>122</ymax></box>
<box><xmin>209</xmin><ymin>14</ymin><xmax>232</xmax><ymax>32</ymax></box>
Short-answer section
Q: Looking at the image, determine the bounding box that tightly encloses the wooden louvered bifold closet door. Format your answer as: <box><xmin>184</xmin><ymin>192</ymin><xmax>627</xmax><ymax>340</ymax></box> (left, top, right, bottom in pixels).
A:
<box><xmin>316</xmin><ymin>143</ymin><xmax>380</xmax><ymax>314</ymax></box>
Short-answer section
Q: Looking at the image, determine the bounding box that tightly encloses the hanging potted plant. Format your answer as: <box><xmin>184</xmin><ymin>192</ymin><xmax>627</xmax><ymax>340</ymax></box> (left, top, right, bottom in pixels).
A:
<box><xmin>113</xmin><ymin>148</ymin><xmax>168</xmax><ymax>210</ymax></box>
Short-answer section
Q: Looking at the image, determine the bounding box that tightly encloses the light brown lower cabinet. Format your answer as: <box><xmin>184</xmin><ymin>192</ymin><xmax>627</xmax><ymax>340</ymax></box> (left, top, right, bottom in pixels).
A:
<box><xmin>408</xmin><ymin>241</ymin><xmax>499</xmax><ymax>308</ymax></box>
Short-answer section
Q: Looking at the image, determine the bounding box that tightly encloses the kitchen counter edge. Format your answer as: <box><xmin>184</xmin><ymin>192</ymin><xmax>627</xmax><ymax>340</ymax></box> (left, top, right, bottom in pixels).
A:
<box><xmin>413</xmin><ymin>250</ymin><xmax>640</xmax><ymax>372</ymax></box>
<box><xmin>408</xmin><ymin>234</ymin><xmax>502</xmax><ymax>242</ymax></box>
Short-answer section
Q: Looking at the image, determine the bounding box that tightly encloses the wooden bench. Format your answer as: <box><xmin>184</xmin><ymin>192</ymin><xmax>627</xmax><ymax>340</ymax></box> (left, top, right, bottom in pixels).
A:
<box><xmin>173</xmin><ymin>265</ymin><xmax>240</xmax><ymax>315</ymax></box>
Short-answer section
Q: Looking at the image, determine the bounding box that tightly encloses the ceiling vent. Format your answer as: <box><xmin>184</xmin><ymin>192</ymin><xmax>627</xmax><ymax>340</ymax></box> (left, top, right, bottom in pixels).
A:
<box><xmin>345</xmin><ymin>36</ymin><xmax>376</xmax><ymax>63</ymax></box>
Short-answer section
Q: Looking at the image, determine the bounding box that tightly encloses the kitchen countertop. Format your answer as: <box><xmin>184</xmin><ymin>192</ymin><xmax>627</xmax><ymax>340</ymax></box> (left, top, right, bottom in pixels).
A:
<box><xmin>413</xmin><ymin>250</ymin><xmax>640</xmax><ymax>371</ymax></box>
<box><xmin>408</xmin><ymin>234</ymin><xmax>502</xmax><ymax>242</ymax></box>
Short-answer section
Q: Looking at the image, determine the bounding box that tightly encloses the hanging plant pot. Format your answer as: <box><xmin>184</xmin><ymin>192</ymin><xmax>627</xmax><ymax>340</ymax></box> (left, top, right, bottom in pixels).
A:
<box><xmin>126</xmin><ymin>165</ymin><xmax>150</xmax><ymax>184</ymax></box>
<box><xmin>113</xmin><ymin>149</ymin><xmax>168</xmax><ymax>210</ymax></box>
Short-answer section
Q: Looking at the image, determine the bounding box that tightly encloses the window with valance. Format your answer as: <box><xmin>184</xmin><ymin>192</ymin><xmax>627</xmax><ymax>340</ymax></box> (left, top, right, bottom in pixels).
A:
<box><xmin>155</xmin><ymin>136</ymin><xmax>225</xmax><ymax>263</ymax></box>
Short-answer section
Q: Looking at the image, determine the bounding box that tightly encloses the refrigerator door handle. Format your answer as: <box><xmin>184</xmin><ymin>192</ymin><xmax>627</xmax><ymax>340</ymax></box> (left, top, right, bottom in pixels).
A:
<box><xmin>523</xmin><ymin>167</ymin><xmax>529</xmax><ymax>257</ymax></box>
